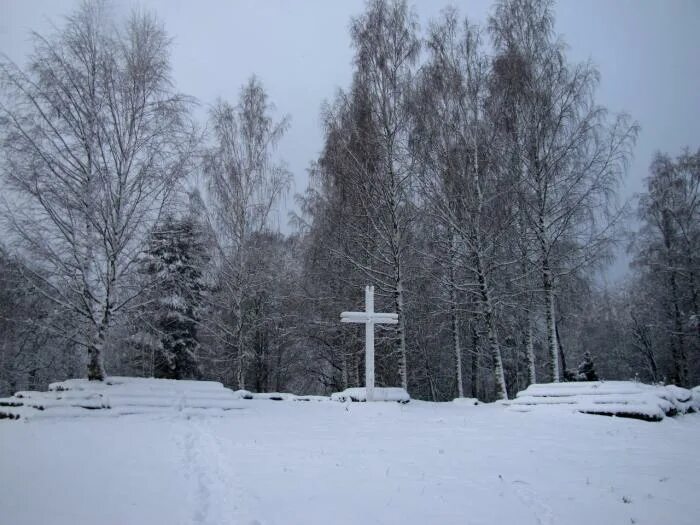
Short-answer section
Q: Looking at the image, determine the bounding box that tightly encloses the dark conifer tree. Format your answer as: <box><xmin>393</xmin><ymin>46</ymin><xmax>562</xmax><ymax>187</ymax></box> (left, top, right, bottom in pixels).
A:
<box><xmin>142</xmin><ymin>215</ymin><xmax>209</xmax><ymax>379</ymax></box>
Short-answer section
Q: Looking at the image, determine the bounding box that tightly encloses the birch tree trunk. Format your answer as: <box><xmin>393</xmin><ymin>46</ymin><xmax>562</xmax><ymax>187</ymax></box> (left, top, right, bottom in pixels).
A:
<box><xmin>476</xmin><ymin>255</ymin><xmax>508</xmax><ymax>400</ymax></box>
<box><xmin>543</xmin><ymin>263</ymin><xmax>560</xmax><ymax>382</ymax></box>
<box><xmin>452</xmin><ymin>295</ymin><xmax>464</xmax><ymax>398</ymax></box>
<box><xmin>525</xmin><ymin>317</ymin><xmax>536</xmax><ymax>386</ymax></box>
<box><xmin>391</xmin><ymin>182</ymin><xmax>409</xmax><ymax>391</ymax></box>
<box><xmin>470</xmin><ymin>324</ymin><xmax>480</xmax><ymax>399</ymax></box>
<box><xmin>234</xmin><ymin>293</ymin><xmax>246</xmax><ymax>390</ymax></box>
<box><xmin>394</xmin><ymin>276</ymin><xmax>409</xmax><ymax>390</ymax></box>
<box><xmin>449</xmin><ymin>231</ymin><xmax>464</xmax><ymax>397</ymax></box>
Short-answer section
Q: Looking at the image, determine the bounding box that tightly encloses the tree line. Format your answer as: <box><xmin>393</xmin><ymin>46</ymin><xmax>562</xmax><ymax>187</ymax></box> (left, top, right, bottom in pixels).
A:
<box><xmin>0</xmin><ymin>0</ymin><xmax>697</xmax><ymax>399</ymax></box>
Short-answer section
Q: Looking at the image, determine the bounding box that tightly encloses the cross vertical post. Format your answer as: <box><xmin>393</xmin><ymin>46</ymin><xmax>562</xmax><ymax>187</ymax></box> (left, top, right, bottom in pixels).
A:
<box><xmin>365</xmin><ymin>285</ymin><xmax>374</xmax><ymax>402</ymax></box>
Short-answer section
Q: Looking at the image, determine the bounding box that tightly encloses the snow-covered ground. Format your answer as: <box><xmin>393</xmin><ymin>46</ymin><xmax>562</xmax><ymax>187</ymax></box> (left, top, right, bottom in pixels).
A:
<box><xmin>2</xmin><ymin>399</ymin><xmax>699</xmax><ymax>525</ymax></box>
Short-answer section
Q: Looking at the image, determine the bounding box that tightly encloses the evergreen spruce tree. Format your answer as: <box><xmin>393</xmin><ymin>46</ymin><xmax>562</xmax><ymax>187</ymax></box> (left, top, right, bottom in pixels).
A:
<box><xmin>141</xmin><ymin>214</ymin><xmax>209</xmax><ymax>379</ymax></box>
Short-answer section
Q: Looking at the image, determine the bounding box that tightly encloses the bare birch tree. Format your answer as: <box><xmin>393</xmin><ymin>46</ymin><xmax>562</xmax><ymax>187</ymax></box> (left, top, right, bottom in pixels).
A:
<box><xmin>412</xmin><ymin>10</ymin><xmax>509</xmax><ymax>399</ymax></box>
<box><xmin>203</xmin><ymin>77</ymin><xmax>291</xmax><ymax>390</ymax></box>
<box><xmin>342</xmin><ymin>0</ymin><xmax>420</xmax><ymax>390</ymax></box>
<box><xmin>0</xmin><ymin>2</ymin><xmax>195</xmax><ymax>380</ymax></box>
<box><xmin>490</xmin><ymin>0</ymin><xmax>637</xmax><ymax>382</ymax></box>
<box><xmin>633</xmin><ymin>150</ymin><xmax>700</xmax><ymax>386</ymax></box>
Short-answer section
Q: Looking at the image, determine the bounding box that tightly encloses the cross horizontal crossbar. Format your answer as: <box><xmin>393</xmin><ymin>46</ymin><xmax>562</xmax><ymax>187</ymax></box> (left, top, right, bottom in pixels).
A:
<box><xmin>341</xmin><ymin>317</ymin><xmax>398</xmax><ymax>324</ymax></box>
<box><xmin>340</xmin><ymin>311</ymin><xmax>398</xmax><ymax>320</ymax></box>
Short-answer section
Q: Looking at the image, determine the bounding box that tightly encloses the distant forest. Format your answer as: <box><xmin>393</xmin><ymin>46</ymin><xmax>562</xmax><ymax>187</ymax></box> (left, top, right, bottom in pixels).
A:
<box><xmin>1</xmin><ymin>0</ymin><xmax>698</xmax><ymax>399</ymax></box>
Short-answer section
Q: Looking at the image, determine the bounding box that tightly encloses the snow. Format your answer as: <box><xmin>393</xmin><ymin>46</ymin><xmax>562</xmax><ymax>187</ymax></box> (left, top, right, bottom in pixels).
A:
<box><xmin>251</xmin><ymin>392</ymin><xmax>328</xmax><ymax>402</ymax></box>
<box><xmin>292</xmin><ymin>395</ymin><xmax>330</xmax><ymax>402</ymax></box>
<box><xmin>452</xmin><ymin>397</ymin><xmax>481</xmax><ymax>405</ymax></box>
<box><xmin>0</xmin><ymin>377</ymin><xmax>247</xmax><ymax>419</ymax></box>
<box><xmin>331</xmin><ymin>386</ymin><xmax>410</xmax><ymax>403</ymax></box>
<box><xmin>50</xmin><ymin>376</ymin><xmax>228</xmax><ymax>393</ymax></box>
<box><xmin>232</xmin><ymin>389</ymin><xmax>254</xmax><ymax>399</ymax></box>
<box><xmin>251</xmin><ymin>392</ymin><xmax>298</xmax><ymax>401</ymax></box>
<box><xmin>505</xmin><ymin>381</ymin><xmax>699</xmax><ymax>421</ymax></box>
<box><xmin>1</xmin><ymin>393</ymin><xmax>699</xmax><ymax>525</ymax></box>
<box><xmin>1</xmin><ymin>379</ymin><xmax>412</xmax><ymax>421</ymax></box>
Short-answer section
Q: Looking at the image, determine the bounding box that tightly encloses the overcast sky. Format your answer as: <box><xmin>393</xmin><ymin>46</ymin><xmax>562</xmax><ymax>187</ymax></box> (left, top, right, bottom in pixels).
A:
<box><xmin>2</xmin><ymin>0</ymin><xmax>699</xmax><ymax>274</ymax></box>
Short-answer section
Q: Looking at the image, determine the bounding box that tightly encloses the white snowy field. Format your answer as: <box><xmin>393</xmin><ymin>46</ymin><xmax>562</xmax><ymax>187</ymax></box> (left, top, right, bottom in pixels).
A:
<box><xmin>1</xmin><ymin>401</ymin><xmax>699</xmax><ymax>525</ymax></box>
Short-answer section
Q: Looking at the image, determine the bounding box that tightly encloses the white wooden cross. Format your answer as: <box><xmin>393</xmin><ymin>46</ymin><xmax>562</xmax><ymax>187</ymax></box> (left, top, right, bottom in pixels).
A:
<box><xmin>340</xmin><ymin>285</ymin><xmax>398</xmax><ymax>401</ymax></box>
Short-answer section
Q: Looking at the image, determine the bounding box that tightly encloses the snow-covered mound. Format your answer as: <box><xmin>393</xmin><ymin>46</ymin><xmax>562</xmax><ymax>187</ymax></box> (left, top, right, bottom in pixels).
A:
<box><xmin>293</xmin><ymin>395</ymin><xmax>330</xmax><ymax>402</ymax></box>
<box><xmin>252</xmin><ymin>392</ymin><xmax>330</xmax><ymax>402</ymax></box>
<box><xmin>0</xmin><ymin>377</ymin><xmax>338</xmax><ymax>420</ymax></box>
<box><xmin>251</xmin><ymin>392</ymin><xmax>298</xmax><ymax>401</ymax></box>
<box><xmin>0</xmin><ymin>376</ymin><xmax>248</xmax><ymax>420</ymax></box>
<box><xmin>452</xmin><ymin>397</ymin><xmax>480</xmax><ymax>405</ymax></box>
<box><xmin>232</xmin><ymin>389</ymin><xmax>254</xmax><ymax>399</ymax></box>
<box><xmin>331</xmin><ymin>387</ymin><xmax>410</xmax><ymax>403</ymax></box>
<box><xmin>505</xmin><ymin>381</ymin><xmax>700</xmax><ymax>421</ymax></box>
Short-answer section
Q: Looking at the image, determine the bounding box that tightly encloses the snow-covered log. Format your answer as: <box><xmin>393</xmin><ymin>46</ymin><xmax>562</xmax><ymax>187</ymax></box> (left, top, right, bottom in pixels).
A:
<box><xmin>0</xmin><ymin>377</ymin><xmax>248</xmax><ymax>420</ymax></box>
<box><xmin>331</xmin><ymin>387</ymin><xmax>410</xmax><ymax>403</ymax></box>
<box><xmin>452</xmin><ymin>397</ymin><xmax>480</xmax><ymax>405</ymax></box>
<box><xmin>505</xmin><ymin>381</ymin><xmax>699</xmax><ymax>421</ymax></box>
